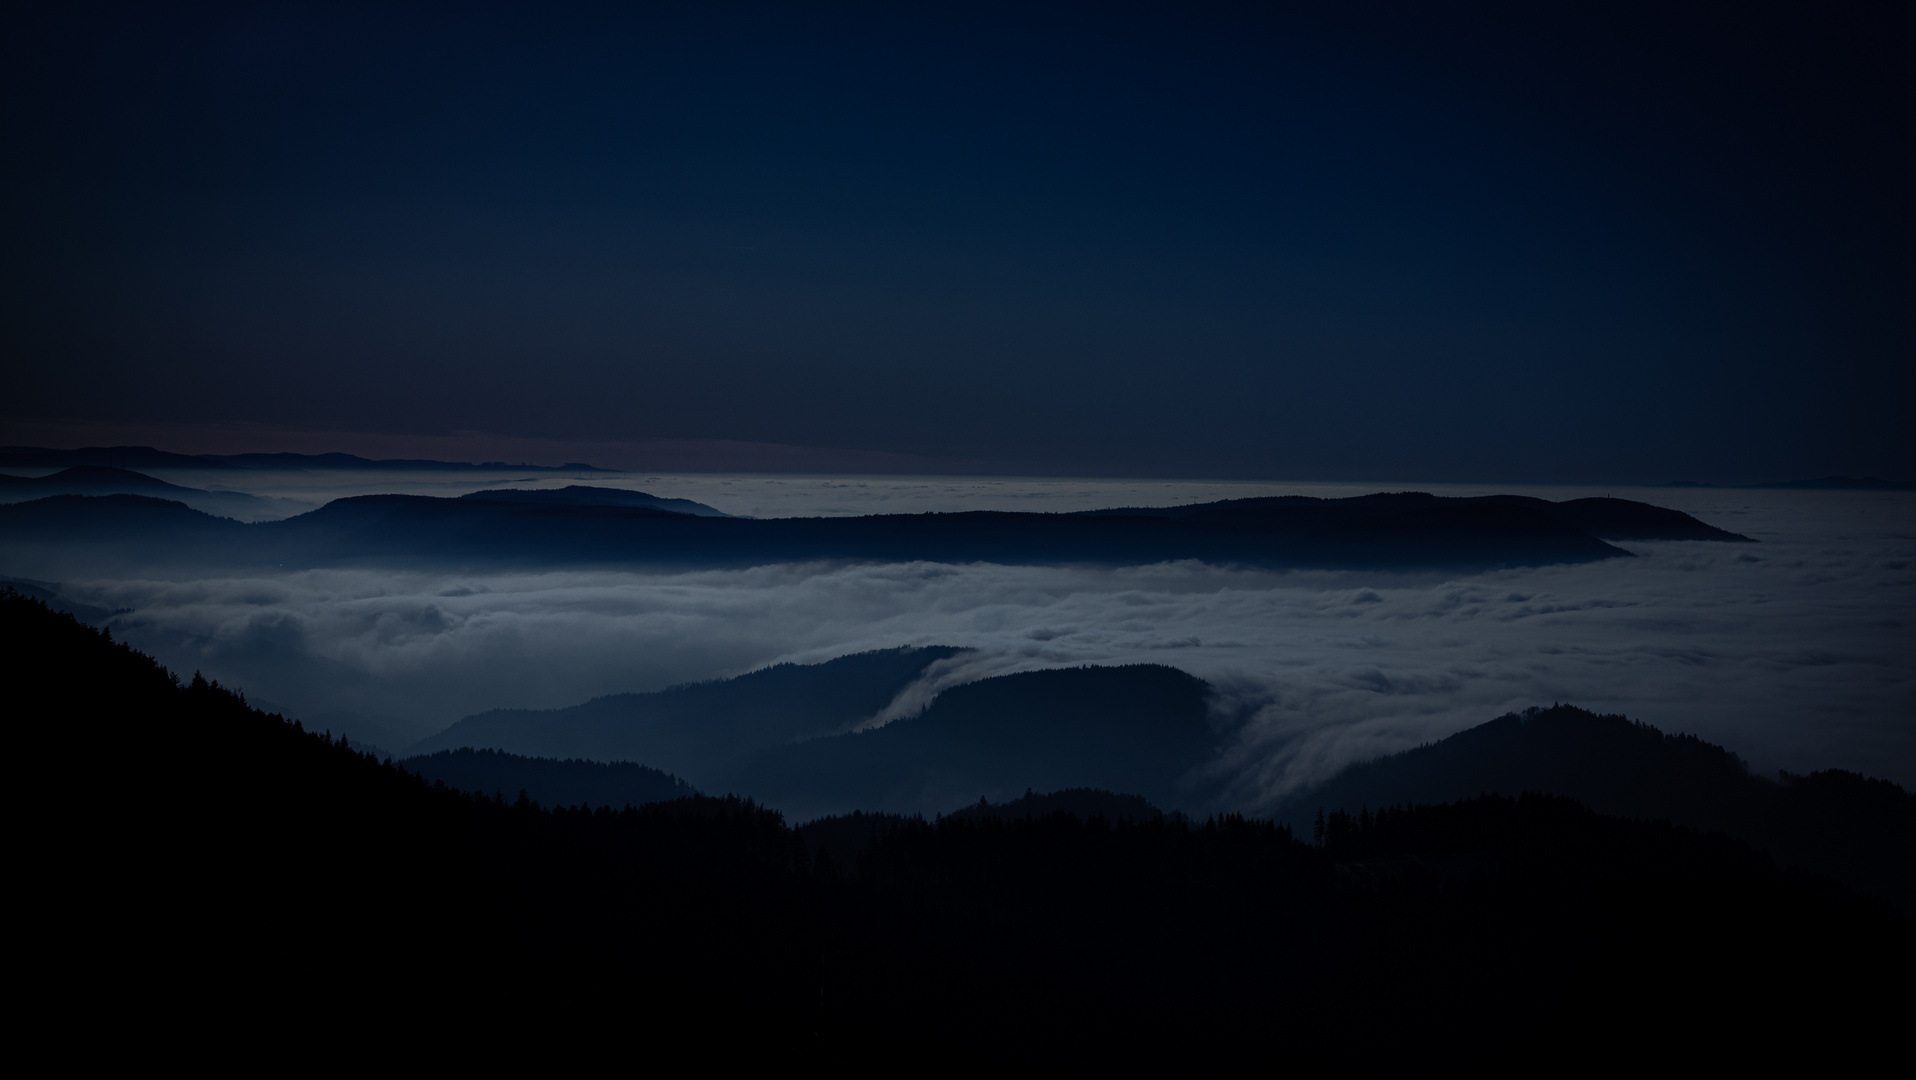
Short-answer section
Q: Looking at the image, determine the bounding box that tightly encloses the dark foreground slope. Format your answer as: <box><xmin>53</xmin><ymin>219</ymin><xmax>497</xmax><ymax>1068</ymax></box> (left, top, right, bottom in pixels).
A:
<box><xmin>1</xmin><ymin>488</ymin><xmax>1756</xmax><ymax>576</ymax></box>
<box><xmin>1282</xmin><ymin>704</ymin><xmax>1916</xmax><ymax>912</ymax></box>
<box><xmin>6</xmin><ymin>591</ymin><xmax>1904</xmax><ymax>1066</ymax></box>
<box><xmin>411</xmin><ymin>646</ymin><xmax>969</xmax><ymax>773</ymax></box>
<box><xmin>4</xmin><ymin>588</ymin><xmax>821</xmax><ymax>1056</ymax></box>
<box><xmin>402</xmin><ymin>747</ymin><xmax>697</xmax><ymax>809</ymax></box>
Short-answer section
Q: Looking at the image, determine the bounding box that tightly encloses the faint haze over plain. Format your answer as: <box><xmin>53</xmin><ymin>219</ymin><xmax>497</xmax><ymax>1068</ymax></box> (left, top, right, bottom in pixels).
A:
<box><xmin>3</xmin><ymin>2</ymin><xmax>1912</xmax><ymax>481</ymax></box>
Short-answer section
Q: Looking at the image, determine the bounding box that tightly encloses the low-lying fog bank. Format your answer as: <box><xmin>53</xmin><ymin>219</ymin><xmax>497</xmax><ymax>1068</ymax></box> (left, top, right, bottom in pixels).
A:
<box><xmin>13</xmin><ymin>487</ymin><xmax>1909</xmax><ymax>803</ymax></box>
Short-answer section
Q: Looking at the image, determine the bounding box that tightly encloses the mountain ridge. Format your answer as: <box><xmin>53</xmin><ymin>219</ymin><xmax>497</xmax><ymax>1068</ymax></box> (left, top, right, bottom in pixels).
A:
<box><xmin>407</xmin><ymin>646</ymin><xmax>970</xmax><ymax>776</ymax></box>
<box><xmin>719</xmin><ymin>664</ymin><xmax>1218</xmax><ymax>820</ymax></box>
<box><xmin>1</xmin><ymin>488</ymin><xmax>1752</xmax><ymax>574</ymax></box>
<box><xmin>0</xmin><ymin>466</ymin><xmax>287</xmax><ymax>521</ymax></box>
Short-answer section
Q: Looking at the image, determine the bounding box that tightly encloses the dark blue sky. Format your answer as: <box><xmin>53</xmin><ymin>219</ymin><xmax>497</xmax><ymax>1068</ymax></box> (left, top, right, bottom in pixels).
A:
<box><xmin>5</xmin><ymin>2</ymin><xmax>1910</xmax><ymax>480</ymax></box>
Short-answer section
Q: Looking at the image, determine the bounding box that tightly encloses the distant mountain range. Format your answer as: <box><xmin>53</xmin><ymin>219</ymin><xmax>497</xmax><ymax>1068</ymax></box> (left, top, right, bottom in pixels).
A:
<box><xmin>0</xmin><ymin>445</ymin><xmax>608</xmax><ymax>472</ymax></box>
<box><xmin>459</xmin><ymin>485</ymin><xmax>731</xmax><ymax>517</ymax></box>
<box><xmin>0</xmin><ymin>487</ymin><xmax>1751</xmax><ymax>575</ymax></box>
<box><xmin>403</xmin><ymin>645</ymin><xmax>1912</xmax><ymax>911</ymax></box>
<box><xmin>1076</xmin><ymin>492</ymin><xmax>1752</xmax><ymax>542</ymax></box>
<box><xmin>410</xmin><ymin>651</ymin><xmax>1219</xmax><ymax>819</ymax></box>
<box><xmin>0</xmin><ymin>466</ymin><xmax>291</xmax><ymax>521</ymax></box>
<box><xmin>1664</xmin><ymin>476</ymin><xmax>1915</xmax><ymax>491</ymax></box>
<box><xmin>410</xmin><ymin>646</ymin><xmax>968</xmax><ymax>776</ymax></box>
<box><xmin>720</xmin><ymin>665</ymin><xmax>1217</xmax><ymax>819</ymax></box>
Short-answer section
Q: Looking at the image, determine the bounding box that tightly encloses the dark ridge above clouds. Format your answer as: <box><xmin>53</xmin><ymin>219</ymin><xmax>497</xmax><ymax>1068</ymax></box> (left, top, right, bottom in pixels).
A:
<box><xmin>408</xmin><ymin>646</ymin><xmax>969</xmax><ymax>775</ymax></box>
<box><xmin>1074</xmin><ymin>492</ymin><xmax>1753</xmax><ymax>542</ymax></box>
<box><xmin>0</xmin><ymin>488</ymin><xmax>1755</xmax><ymax>575</ymax></box>
<box><xmin>459</xmin><ymin>485</ymin><xmax>731</xmax><ymax>517</ymax></box>
<box><xmin>0</xmin><ymin>465</ymin><xmax>277</xmax><ymax>520</ymax></box>
<box><xmin>718</xmin><ymin>665</ymin><xmax>1217</xmax><ymax>820</ymax></box>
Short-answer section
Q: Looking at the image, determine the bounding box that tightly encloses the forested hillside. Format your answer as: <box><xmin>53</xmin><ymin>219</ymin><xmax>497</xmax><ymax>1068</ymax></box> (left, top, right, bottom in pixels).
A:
<box><xmin>401</xmin><ymin>747</ymin><xmax>696</xmax><ymax>809</ymax></box>
<box><xmin>5</xmin><ymin>589</ymin><xmax>1904</xmax><ymax>1065</ymax></box>
<box><xmin>1284</xmin><ymin>704</ymin><xmax>1916</xmax><ymax>911</ymax></box>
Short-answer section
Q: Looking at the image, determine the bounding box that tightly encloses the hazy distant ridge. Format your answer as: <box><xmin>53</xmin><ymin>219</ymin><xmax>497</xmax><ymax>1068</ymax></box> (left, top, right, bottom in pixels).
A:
<box><xmin>1</xmin><ymin>489</ymin><xmax>1754</xmax><ymax>574</ymax></box>
<box><xmin>0</xmin><ymin>465</ymin><xmax>281</xmax><ymax>521</ymax></box>
<box><xmin>408</xmin><ymin>647</ymin><xmax>969</xmax><ymax>775</ymax></box>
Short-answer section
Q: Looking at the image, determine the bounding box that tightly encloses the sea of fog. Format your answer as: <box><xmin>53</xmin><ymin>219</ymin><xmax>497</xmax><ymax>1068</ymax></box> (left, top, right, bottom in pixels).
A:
<box><xmin>15</xmin><ymin>472</ymin><xmax>1914</xmax><ymax>804</ymax></box>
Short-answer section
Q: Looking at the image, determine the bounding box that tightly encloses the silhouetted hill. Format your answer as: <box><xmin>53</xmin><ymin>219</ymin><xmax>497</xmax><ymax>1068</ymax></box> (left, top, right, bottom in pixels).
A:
<box><xmin>0</xmin><ymin>445</ymin><xmax>609</xmax><ymax>472</ymax></box>
<box><xmin>946</xmin><ymin>787</ymin><xmax>1164</xmax><ymax>823</ymax></box>
<box><xmin>5</xmin><ymin>589</ymin><xmax>1905</xmax><ymax>1065</ymax></box>
<box><xmin>0</xmin><ymin>495</ymin><xmax>245</xmax><ymax>572</ymax></box>
<box><xmin>402</xmin><ymin>748</ymin><xmax>696</xmax><ymax>808</ymax></box>
<box><xmin>797</xmin><ymin>788</ymin><xmax>1164</xmax><ymax>874</ymax></box>
<box><xmin>408</xmin><ymin>646</ymin><xmax>969</xmax><ymax>776</ymax></box>
<box><xmin>459</xmin><ymin>485</ymin><xmax>731</xmax><ymax>516</ymax></box>
<box><xmin>0</xmin><ymin>466</ymin><xmax>281</xmax><ymax>520</ymax></box>
<box><xmin>721</xmin><ymin>665</ymin><xmax>1217</xmax><ymax>818</ymax></box>
<box><xmin>1079</xmin><ymin>490</ymin><xmax>1752</xmax><ymax>541</ymax></box>
<box><xmin>1</xmin><ymin>488</ymin><xmax>1758</xmax><ymax>575</ymax></box>
<box><xmin>1280</xmin><ymin>704</ymin><xmax>1916</xmax><ymax>911</ymax></box>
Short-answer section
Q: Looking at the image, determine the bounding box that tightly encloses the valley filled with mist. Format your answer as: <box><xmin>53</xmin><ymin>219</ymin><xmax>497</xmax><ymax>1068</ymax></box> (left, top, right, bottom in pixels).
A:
<box><xmin>7</xmin><ymin>468</ymin><xmax>1910</xmax><ymax>802</ymax></box>
<box><xmin>9</xmin><ymin>1</ymin><xmax>1913</xmax><ymax>1058</ymax></box>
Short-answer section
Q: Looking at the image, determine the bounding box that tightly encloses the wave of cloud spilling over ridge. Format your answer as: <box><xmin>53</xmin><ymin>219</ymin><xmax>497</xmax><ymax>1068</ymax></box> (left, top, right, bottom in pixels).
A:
<box><xmin>29</xmin><ymin>490</ymin><xmax>1915</xmax><ymax>800</ymax></box>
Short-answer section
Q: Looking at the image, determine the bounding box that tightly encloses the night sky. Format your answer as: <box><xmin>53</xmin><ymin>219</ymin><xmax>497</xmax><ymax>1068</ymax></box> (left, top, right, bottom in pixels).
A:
<box><xmin>5</xmin><ymin>2</ymin><xmax>1911</xmax><ymax>481</ymax></box>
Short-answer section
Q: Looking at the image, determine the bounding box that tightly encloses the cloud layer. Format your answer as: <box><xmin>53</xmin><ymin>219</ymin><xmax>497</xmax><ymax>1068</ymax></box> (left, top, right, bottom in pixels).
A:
<box><xmin>35</xmin><ymin>488</ymin><xmax>1915</xmax><ymax>802</ymax></box>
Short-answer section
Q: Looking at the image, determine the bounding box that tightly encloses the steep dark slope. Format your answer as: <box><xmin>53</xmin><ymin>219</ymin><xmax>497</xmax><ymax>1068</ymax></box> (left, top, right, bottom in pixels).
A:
<box><xmin>945</xmin><ymin>787</ymin><xmax>1164</xmax><ymax>823</ymax></box>
<box><xmin>409</xmin><ymin>646</ymin><xmax>969</xmax><ymax>776</ymax></box>
<box><xmin>2</xmin><ymin>591</ymin><xmax>1904</xmax><ymax>1065</ymax></box>
<box><xmin>0</xmin><ymin>576</ymin><xmax>121</xmax><ymax>624</ymax></box>
<box><xmin>796</xmin><ymin>788</ymin><xmax>1164</xmax><ymax>872</ymax></box>
<box><xmin>721</xmin><ymin>665</ymin><xmax>1218</xmax><ymax>818</ymax></box>
<box><xmin>402</xmin><ymin>747</ymin><xmax>697</xmax><ymax>808</ymax></box>
<box><xmin>1281</xmin><ymin>704</ymin><xmax>1916</xmax><ymax>911</ymax></box>
<box><xmin>0</xmin><ymin>587</ymin><xmax>823</xmax><ymax>1046</ymax></box>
